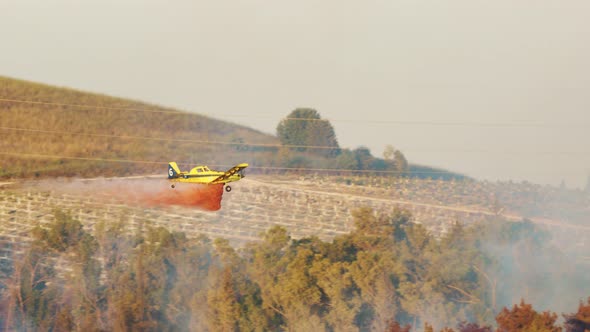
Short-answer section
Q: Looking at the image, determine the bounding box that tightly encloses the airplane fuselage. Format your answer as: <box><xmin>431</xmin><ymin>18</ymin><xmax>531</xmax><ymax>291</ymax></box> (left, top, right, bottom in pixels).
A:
<box><xmin>170</xmin><ymin>171</ymin><xmax>242</xmax><ymax>184</ymax></box>
<box><xmin>167</xmin><ymin>163</ymin><xmax>247</xmax><ymax>188</ymax></box>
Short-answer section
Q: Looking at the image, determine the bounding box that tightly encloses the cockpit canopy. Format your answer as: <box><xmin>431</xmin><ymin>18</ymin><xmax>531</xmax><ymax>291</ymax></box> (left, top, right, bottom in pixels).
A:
<box><xmin>190</xmin><ymin>166</ymin><xmax>211</xmax><ymax>173</ymax></box>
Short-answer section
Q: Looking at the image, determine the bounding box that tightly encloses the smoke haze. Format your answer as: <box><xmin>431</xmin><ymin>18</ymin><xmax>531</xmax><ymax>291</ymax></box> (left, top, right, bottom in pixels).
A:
<box><xmin>2</xmin><ymin>0</ymin><xmax>590</xmax><ymax>186</ymax></box>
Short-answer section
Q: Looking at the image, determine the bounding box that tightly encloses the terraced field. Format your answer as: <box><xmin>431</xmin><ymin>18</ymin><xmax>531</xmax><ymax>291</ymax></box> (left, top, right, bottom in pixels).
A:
<box><xmin>1</xmin><ymin>175</ymin><xmax>589</xmax><ymax>263</ymax></box>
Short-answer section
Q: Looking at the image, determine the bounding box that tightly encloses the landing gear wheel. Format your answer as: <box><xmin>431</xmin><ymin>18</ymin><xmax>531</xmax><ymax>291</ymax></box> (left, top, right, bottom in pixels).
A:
<box><xmin>225</xmin><ymin>185</ymin><xmax>232</xmax><ymax>193</ymax></box>
<box><xmin>171</xmin><ymin>184</ymin><xmax>175</xmax><ymax>189</ymax></box>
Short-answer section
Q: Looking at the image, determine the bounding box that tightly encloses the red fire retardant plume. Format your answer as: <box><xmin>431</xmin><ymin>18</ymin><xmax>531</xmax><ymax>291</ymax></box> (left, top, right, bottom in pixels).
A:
<box><xmin>35</xmin><ymin>179</ymin><xmax>225</xmax><ymax>211</ymax></box>
<box><xmin>141</xmin><ymin>183</ymin><xmax>224</xmax><ymax>211</ymax></box>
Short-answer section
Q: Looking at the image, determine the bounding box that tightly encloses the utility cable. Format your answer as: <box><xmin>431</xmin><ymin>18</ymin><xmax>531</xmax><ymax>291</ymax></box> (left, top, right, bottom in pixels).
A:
<box><xmin>0</xmin><ymin>151</ymin><xmax>456</xmax><ymax>175</ymax></box>
<box><xmin>2</xmin><ymin>97</ymin><xmax>587</xmax><ymax>128</ymax></box>
<box><xmin>0</xmin><ymin>126</ymin><xmax>585</xmax><ymax>155</ymax></box>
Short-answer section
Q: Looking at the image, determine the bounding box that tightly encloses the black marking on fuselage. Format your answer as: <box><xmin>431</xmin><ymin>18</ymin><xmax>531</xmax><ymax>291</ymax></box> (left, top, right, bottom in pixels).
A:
<box><xmin>178</xmin><ymin>173</ymin><xmax>225</xmax><ymax>178</ymax></box>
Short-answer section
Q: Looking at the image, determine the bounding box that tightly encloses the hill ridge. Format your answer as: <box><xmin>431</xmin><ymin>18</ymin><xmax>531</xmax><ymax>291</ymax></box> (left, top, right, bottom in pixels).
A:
<box><xmin>0</xmin><ymin>76</ymin><xmax>278</xmax><ymax>178</ymax></box>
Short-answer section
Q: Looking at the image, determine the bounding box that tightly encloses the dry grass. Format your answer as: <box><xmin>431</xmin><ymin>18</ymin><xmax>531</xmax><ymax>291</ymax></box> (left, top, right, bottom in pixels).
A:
<box><xmin>0</xmin><ymin>76</ymin><xmax>279</xmax><ymax>178</ymax></box>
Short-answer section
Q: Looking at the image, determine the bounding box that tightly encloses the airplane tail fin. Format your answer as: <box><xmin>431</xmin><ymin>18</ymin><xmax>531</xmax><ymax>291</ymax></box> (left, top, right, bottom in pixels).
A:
<box><xmin>168</xmin><ymin>162</ymin><xmax>181</xmax><ymax>179</ymax></box>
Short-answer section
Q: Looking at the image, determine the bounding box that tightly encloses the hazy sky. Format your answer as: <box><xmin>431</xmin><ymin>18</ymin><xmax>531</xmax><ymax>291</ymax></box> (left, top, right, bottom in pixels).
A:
<box><xmin>1</xmin><ymin>0</ymin><xmax>589</xmax><ymax>187</ymax></box>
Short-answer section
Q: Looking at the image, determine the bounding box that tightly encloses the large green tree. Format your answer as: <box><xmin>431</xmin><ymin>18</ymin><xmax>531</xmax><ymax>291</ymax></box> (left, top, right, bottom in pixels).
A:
<box><xmin>276</xmin><ymin>108</ymin><xmax>340</xmax><ymax>157</ymax></box>
<box><xmin>2</xmin><ymin>205</ymin><xmax>586</xmax><ymax>331</ymax></box>
<box><xmin>383</xmin><ymin>145</ymin><xmax>409</xmax><ymax>175</ymax></box>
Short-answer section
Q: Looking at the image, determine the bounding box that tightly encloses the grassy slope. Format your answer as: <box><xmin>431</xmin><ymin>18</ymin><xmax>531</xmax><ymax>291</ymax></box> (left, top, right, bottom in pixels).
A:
<box><xmin>0</xmin><ymin>76</ymin><xmax>279</xmax><ymax>178</ymax></box>
<box><xmin>0</xmin><ymin>76</ymin><xmax>466</xmax><ymax>180</ymax></box>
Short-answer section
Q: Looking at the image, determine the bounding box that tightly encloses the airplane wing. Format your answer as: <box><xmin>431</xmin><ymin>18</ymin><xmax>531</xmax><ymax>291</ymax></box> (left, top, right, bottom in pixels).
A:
<box><xmin>211</xmin><ymin>163</ymin><xmax>249</xmax><ymax>184</ymax></box>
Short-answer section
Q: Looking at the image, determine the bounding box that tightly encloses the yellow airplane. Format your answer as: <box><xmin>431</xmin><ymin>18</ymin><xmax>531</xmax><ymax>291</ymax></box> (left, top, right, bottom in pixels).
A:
<box><xmin>168</xmin><ymin>162</ymin><xmax>248</xmax><ymax>192</ymax></box>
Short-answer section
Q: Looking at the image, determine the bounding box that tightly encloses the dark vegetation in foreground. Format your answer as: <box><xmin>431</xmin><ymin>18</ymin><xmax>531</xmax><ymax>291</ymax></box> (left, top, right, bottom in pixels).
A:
<box><xmin>0</xmin><ymin>76</ymin><xmax>464</xmax><ymax>181</ymax></box>
<box><xmin>0</xmin><ymin>208</ymin><xmax>588</xmax><ymax>331</ymax></box>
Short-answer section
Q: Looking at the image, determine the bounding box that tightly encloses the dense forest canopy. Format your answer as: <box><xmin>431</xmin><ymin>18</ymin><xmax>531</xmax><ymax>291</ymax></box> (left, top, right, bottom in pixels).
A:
<box><xmin>1</xmin><ymin>207</ymin><xmax>587</xmax><ymax>331</ymax></box>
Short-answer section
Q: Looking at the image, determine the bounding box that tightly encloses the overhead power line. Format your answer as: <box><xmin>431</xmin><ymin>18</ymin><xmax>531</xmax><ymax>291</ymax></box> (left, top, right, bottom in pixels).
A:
<box><xmin>1</xmin><ymin>151</ymin><xmax>584</xmax><ymax>176</ymax></box>
<box><xmin>0</xmin><ymin>97</ymin><xmax>180</xmax><ymax>114</ymax></box>
<box><xmin>0</xmin><ymin>126</ymin><xmax>586</xmax><ymax>156</ymax></box>
<box><xmin>0</xmin><ymin>126</ymin><xmax>337</xmax><ymax>150</ymax></box>
<box><xmin>2</xmin><ymin>97</ymin><xmax>587</xmax><ymax>128</ymax></box>
<box><xmin>0</xmin><ymin>151</ymin><xmax>454</xmax><ymax>175</ymax></box>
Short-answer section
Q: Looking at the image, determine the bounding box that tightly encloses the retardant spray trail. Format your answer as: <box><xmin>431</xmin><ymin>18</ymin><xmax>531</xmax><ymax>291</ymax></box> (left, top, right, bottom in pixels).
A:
<box><xmin>30</xmin><ymin>178</ymin><xmax>225</xmax><ymax>211</ymax></box>
<box><xmin>139</xmin><ymin>182</ymin><xmax>224</xmax><ymax>211</ymax></box>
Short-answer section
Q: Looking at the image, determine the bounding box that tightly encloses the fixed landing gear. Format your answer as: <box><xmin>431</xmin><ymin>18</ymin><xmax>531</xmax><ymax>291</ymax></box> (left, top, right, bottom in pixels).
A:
<box><xmin>225</xmin><ymin>185</ymin><xmax>232</xmax><ymax>193</ymax></box>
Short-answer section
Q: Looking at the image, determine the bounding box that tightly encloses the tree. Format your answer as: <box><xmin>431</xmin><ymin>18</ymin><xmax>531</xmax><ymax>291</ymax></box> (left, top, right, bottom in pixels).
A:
<box><xmin>394</xmin><ymin>150</ymin><xmax>409</xmax><ymax>175</ymax></box>
<box><xmin>207</xmin><ymin>267</ymin><xmax>240</xmax><ymax>332</ymax></box>
<box><xmin>350</xmin><ymin>250</ymin><xmax>400</xmax><ymax>330</ymax></box>
<box><xmin>276</xmin><ymin>108</ymin><xmax>340</xmax><ymax>156</ymax></box>
<box><xmin>563</xmin><ymin>297</ymin><xmax>590</xmax><ymax>332</ymax></box>
<box><xmin>496</xmin><ymin>300</ymin><xmax>561</xmax><ymax>332</ymax></box>
<box><xmin>347</xmin><ymin>208</ymin><xmax>413</xmax><ymax>330</ymax></box>
<box><xmin>335</xmin><ymin>149</ymin><xmax>359</xmax><ymax>170</ymax></box>
<box><xmin>353</xmin><ymin>146</ymin><xmax>374</xmax><ymax>170</ymax></box>
<box><xmin>2</xmin><ymin>242</ymin><xmax>56</xmax><ymax>331</ymax></box>
<box><xmin>211</xmin><ymin>238</ymin><xmax>269</xmax><ymax>332</ymax></box>
<box><xmin>274</xmin><ymin>248</ymin><xmax>324</xmax><ymax>331</ymax></box>
<box><xmin>383</xmin><ymin>145</ymin><xmax>409</xmax><ymax>175</ymax></box>
<box><xmin>27</xmin><ymin>210</ymin><xmax>104</xmax><ymax>330</ymax></box>
<box><xmin>309</xmin><ymin>259</ymin><xmax>361</xmax><ymax>331</ymax></box>
<box><xmin>245</xmin><ymin>226</ymin><xmax>292</xmax><ymax>330</ymax></box>
<box><xmin>383</xmin><ymin>145</ymin><xmax>396</xmax><ymax>161</ymax></box>
<box><xmin>68</xmin><ymin>232</ymin><xmax>102</xmax><ymax>331</ymax></box>
<box><xmin>37</xmin><ymin>209</ymin><xmax>85</xmax><ymax>252</ymax></box>
<box><xmin>384</xmin><ymin>320</ymin><xmax>411</xmax><ymax>332</ymax></box>
<box><xmin>457</xmin><ymin>321</ymin><xmax>492</xmax><ymax>332</ymax></box>
<box><xmin>167</xmin><ymin>235</ymin><xmax>213</xmax><ymax>331</ymax></box>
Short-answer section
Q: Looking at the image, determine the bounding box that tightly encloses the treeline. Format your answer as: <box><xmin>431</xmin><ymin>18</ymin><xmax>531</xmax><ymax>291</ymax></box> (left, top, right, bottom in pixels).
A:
<box><xmin>276</xmin><ymin>108</ymin><xmax>409</xmax><ymax>176</ymax></box>
<box><xmin>274</xmin><ymin>108</ymin><xmax>465</xmax><ymax>180</ymax></box>
<box><xmin>0</xmin><ymin>208</ymin><xmax>588</xmax><ymax>331</ymax></box>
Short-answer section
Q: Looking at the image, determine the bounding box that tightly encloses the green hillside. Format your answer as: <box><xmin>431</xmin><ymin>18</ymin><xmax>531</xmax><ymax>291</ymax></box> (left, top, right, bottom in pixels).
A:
<box><xmin>0</xmin><ymin>76</ymin><xmax>279</xmax><ymax>178</ymax></box>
